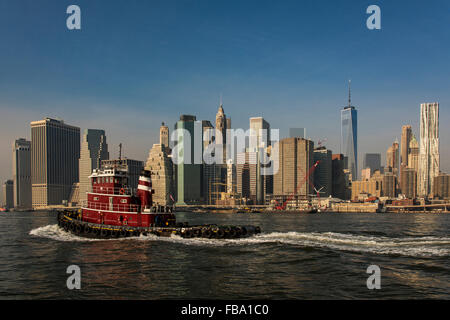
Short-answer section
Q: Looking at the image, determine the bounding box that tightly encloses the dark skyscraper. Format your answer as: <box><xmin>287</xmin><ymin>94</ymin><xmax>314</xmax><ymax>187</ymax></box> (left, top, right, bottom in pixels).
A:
<box><xmin>401</xmin><ymin>125</ymin><xmax>412</xmax><ymax>168</ymax></box>
<box><xmin>332</xmin><ymin>154</ymin><xmax>350</xmax><ymax>200</ymax></box>
<box><xmin>79</xmin><ymin>129</ymin><xmax>109</xmax><ymax>204</ymax></box>
<box><xmin>174</xmin><ymin>115</ymin><xmax>202</xmax><ymax>205</ymax></box>
<box><xmin>12</xmin><ymin>138</ymin><xmax>31</xmax><ymax>209</ymax></box>
<box><xmin>341</xmin><ymin>80</ymin><xmax>358</xmax><ymax>180</ymax></box>
<box><xmin>31</xmin><ymin>118</ymin><xmax>80</xmax><ymax>208</ymax></box>
<box><xmin>314</xmin><ymin>147</ymin><xmax>332</xmax><ymax>197</ymax></box>
<box><xmin>363</xmin><ymin>153</ymin><xmax>381</xmax><ymax>174</ymax></box>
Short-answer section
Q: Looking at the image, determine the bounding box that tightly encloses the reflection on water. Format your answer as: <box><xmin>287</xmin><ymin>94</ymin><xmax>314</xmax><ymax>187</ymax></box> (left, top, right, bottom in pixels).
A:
<box><xmin>0</xmin><ymin>211</ymin><xmax>449</xmax><ymax>299</ymax></box>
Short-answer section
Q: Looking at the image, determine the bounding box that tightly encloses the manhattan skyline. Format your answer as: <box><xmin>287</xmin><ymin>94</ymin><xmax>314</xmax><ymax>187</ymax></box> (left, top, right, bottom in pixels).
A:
<box><xmin>1</xmin><ymin>0</ymin><xmax>450</xmax><ymax>184</ymax></box>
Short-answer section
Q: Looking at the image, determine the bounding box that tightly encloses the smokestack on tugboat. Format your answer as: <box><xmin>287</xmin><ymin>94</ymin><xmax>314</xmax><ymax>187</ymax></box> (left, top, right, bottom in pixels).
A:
<box><xmin>137</xmin><ymin>170</ymin><xmax>154</xmax><ymax>210</ymax></box>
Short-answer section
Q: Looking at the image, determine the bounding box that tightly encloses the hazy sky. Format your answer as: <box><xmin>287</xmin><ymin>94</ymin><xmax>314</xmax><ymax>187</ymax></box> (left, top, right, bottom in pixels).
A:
<box><xmin>1</xmin><ymin>0</ymin><xmax>449</xmax><ymax>183</ymax></box>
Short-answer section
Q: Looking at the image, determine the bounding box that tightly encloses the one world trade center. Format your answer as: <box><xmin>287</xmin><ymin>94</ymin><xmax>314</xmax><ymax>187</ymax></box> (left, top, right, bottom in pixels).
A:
<box><xmin>341</xmin><ymin>81</ymin><xmax>358</xmax><ymax>180</ymax></box>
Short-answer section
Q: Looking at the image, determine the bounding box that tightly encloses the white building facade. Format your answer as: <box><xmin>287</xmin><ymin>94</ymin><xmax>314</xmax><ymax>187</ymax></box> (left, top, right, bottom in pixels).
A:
<box><xmin>418</xmin><ymin>102</ymin><xmax>439</xmax><ymax>197</ymax></box>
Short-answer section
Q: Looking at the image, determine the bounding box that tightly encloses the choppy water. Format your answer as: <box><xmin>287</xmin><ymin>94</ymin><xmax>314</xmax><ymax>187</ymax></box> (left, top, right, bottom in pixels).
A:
<box><xmin>1</xmin><ymin>211</ymin><xmax>449</xmax><ymax>299</ymax></box>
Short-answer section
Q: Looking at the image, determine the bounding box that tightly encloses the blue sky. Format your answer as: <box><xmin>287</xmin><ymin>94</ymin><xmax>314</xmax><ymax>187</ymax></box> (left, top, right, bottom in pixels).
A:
<box><xmin>1</xmin><ymin>0</ymin><xmax>449</xmax><ymax>183</ymax></box>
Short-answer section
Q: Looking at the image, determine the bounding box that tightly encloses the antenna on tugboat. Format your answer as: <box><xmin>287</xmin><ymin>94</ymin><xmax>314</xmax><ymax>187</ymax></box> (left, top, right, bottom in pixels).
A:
<box><xmin>119</xmin><ymin>143</ymin><xmax>122</xmax><ymax>160</ymax></box>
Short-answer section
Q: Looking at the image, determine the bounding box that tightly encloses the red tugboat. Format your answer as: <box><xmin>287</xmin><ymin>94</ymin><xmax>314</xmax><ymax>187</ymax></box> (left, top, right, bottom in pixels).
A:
<box><xmin>57</xmin><ymin>165</ymin><xmax>261</xmax><ymax>239</ymax></box>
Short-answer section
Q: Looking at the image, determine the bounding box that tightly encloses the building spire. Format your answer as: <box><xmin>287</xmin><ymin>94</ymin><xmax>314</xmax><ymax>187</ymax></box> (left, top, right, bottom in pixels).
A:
<box><xmin>348</xmin><ymin>79</ymin><xmax>352</xmax><ymax>108</ymax></box>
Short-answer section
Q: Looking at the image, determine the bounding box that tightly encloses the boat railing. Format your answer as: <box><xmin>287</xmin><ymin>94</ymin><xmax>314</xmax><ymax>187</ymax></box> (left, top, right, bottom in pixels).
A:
<box><xmin>91</xmin><ymin>186</ymin><xmax>136</xmax><ymax>195</ymax></box>
<box><xmin>81</xmin><ymin>201</ymin><xmax>141</xmax><ymax>213</ymax></box>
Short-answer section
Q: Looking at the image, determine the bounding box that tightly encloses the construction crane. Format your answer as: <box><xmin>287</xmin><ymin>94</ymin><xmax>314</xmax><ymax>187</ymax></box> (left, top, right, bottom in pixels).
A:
<box><xmin>317</xmin><ymin>138</ymin><xmax>328</xmax><ymax>148</ymax></box>
<box><xmin>273</xmin><ymin>160</ymin><xmax>320</xmax><ymax>210</ymax></box>
<box><xmin>309</xmin><ymin>186</ymin><xmax>325</xmax><ymax>209</ymax></box>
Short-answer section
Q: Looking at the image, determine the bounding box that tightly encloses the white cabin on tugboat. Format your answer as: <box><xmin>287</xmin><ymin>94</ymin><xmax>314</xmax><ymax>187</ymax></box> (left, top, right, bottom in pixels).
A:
<box><xmin>81</xmin><ymin>164</ymin><xmax>175</xmax><ymax>228</ymax></box>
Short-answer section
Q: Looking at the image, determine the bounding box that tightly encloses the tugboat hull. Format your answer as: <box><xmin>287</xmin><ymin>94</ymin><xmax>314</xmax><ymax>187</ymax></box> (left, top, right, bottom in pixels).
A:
<box><xmin>57</xmin><ymin>211</ymin><xmax>261</xmax><ymax>240</ymax></box>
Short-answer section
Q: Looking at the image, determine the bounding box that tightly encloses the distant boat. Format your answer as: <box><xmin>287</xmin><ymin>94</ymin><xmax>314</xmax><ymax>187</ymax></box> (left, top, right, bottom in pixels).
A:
<box><xmin>235</xmin><ymin>207</ymin><xmax>261</xmax><ymax>213</ymax></box>
<box><xmin>235</xmin><ymin>207</ymin><xmax>251</xmax><ymax>213</ymax></box>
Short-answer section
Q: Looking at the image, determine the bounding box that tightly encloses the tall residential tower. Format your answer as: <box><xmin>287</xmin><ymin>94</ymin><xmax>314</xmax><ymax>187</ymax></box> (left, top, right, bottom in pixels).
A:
<box><xmin>418</xmin><ymin>102</ymin><xmax>439</xmax><ymax>197</ymax></box>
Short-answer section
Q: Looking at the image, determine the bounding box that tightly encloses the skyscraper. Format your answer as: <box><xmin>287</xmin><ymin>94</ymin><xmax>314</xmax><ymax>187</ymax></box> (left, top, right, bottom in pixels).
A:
<box><xmin>248</xmin><ymin>117</ymin><xmax>270</xmax><ymax>204</ymax></box>
<box><xmin>226</xmin><ymin>118</ymin><xmax>232</xmax><ymax>131</ymax></box>
<box><xmin>145</xmin><ymin>143</ymin><xmax>174</xmax><ymax>205</ymax></box>
<box><xmin>418</xmin><ymin>102</ymin><xmax>439</xmax><ymax>197</ymax></box>
<box><xmin>383</xmin><ymin>172</ymin><xmax>397</xmax><ymax>198</ymax></box>
<box><xmin>226</xmin><ymin>158</ymin><xmax>236</xmax><ymax>195</ymax></box>
<box><xmin>12</xmin><ymin>138</ymin><xmax>31</xmax><ymax>209</ymax></box>
<box><xmin>400</xmin><ymin>167</ymin><xmax>417</xmax><ymax>199</ymax></box>
<box><xmin>236</xmin><ymin>152</ymin><xmax>250</xmax><ymax>200</ymax></box>
<box><xmin>174</xmin><ymin>115</ymin><xmax>202</xmax><ymax>205</ymax></box>
<box><xmin>408</xmin><ymin>135</ymin><xmax>419</xmax><ymax>172</ymax></box>
<box><xmin>273</xmin><ymin>138</ymin><xmax>314</xmax><ymax>197</ymax></box>
<box><xmin>236</xmin><ymin>149</ymin><xmax>270</xmax><ymax>205</ymax></box>
<box><xmin>433</xmin><ymin>173</ymin><xmax>449</xmax><ymax>199</ymax></box>
<box><xmin>386</xmin><ymin>140</ymin><xmax>400</xmax><ymax>177</ymax></box>
<box><xmin>363</xmin><ymin>153</ymin><xmax>381</xmax><ymax>174</ymax></box>
<box><xmin>249</xmin><ymin>117</ymin><xmax>270</xmax><ymax>149</ymax></box>
<box><xmin>248</xmin><ymin>151</ymin><xmax>261</xmax><ymax>204</ymax></box>
<box><xmin>313</xmin><ymin>147</ymin><xmax>332</xmax><ymax>197</ymax></box>
<box><xmin>31</xmin><ymin>118</ymin><xmax>80</xmax><ymax>208</ymax></box>
<box><xmin>212</xmin><ymin>105</ymin><xmax>229</xmax><ymax>203</ymax></box>
<box><xmin>79</xmin><ymin>129</ymin><xmax>109</xmax><ymax>203</ymax></box>
<box><xmin>400</xmin><ymin>125</ymin><xmax>413</xmax><ymax>190</ymax></box>
<box><xmin>201</xmin><ymin>120</ymin><xmax>216</xmax><ymax>203</ymax></box>
<box><xmin>341</xmin><ymin>81</ymin><xmax>358</xmax><ymax>180</ymax></box>
<box><xmin>2</xmin><ymin>180</ymin><xmax>14</xmax><ymax>209</ymax></box>
<box><xmin>160</xmin><ymin>122</ymin><xmax>169</xmax><ymax>149</ymax></box>
<box><xmin>401</xmin><ymin>125</ymin><xmax>412</xmax><ymax>168</ymax></box>
<box><xmin>215</xmin><ymin>104</ymin><xmax>227</xmax><ymax>145</ymax></box>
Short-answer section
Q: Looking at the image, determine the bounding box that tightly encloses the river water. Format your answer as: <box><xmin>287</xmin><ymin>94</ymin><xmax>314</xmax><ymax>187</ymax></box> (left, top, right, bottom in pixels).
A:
<box><xmin>0</xmin><ymin>211</ymin><xmax>449</xmax><ymax>299</ymax></box>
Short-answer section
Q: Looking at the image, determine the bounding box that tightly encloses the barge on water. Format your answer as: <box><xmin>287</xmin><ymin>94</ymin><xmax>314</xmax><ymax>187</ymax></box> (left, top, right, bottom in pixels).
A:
<box><xmin>57</xmin><ymin>165</ymin><xmax>261</xmax><ymax>239</ymax></box>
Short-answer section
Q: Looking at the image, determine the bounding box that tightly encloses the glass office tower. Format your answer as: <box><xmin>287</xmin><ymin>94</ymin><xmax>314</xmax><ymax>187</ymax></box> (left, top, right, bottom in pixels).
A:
<box><xmin>341</xmin><ymin>106</ymin><xmax>358</xmax><ymax>180</ymax></box>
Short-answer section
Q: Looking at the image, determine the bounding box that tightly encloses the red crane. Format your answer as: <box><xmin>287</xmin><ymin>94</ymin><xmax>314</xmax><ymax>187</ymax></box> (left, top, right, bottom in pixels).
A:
<box><xmin>274</xmin><ymin>160</ymin><xmax>320</xmax><ymax>210</ymax></box>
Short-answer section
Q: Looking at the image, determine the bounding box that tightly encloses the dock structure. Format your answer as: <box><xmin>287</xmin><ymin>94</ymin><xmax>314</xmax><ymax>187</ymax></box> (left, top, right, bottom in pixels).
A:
<box><xmin>332</xmin><ymin>202</ymin><xmax>381</xmax><ymax>213</ymax></box>
<box><xmin>385</xmin><ymin>203</ymin><xmax>449</xmax><ymax>213</ymax></box>
<box><xmin>35</xmin><ymin>202</ymin><xmax>450</xmax><ymax>214</ymax></box>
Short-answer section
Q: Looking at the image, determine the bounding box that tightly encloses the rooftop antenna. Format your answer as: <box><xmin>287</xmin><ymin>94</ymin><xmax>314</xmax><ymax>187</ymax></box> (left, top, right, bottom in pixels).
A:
<box><xmin>119</xmin><ymin>143</ymin><xmax>122</xmax><ymax>160</ymax></box>
<box><xmin>348</xmin><ymin>79</ymin><xmax>352</xmax><ymax>108</ymax></box>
